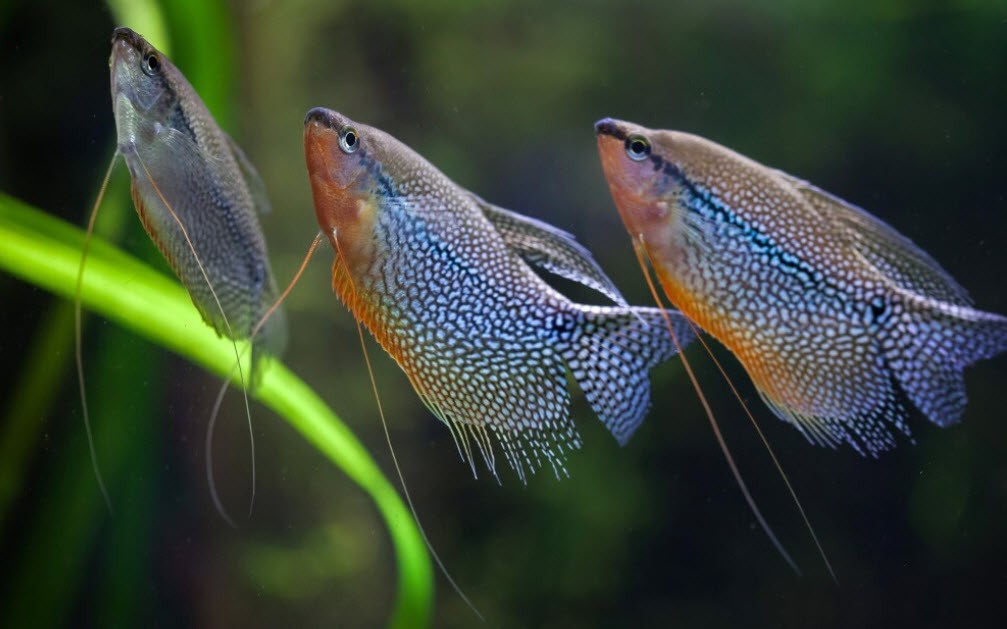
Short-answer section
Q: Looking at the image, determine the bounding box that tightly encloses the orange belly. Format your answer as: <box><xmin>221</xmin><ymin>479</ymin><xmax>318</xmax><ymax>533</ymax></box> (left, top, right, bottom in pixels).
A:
<box><xmin>649</xmin><ymin>256</ymin><xmax>802</xmax><ymax>413</ymax></box>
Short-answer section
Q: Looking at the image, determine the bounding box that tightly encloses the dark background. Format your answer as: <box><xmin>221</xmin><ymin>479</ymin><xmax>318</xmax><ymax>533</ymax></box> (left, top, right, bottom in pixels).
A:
<box><xmin>1</xmin><ymin>0</ymin><xmax>1006</xmax><ymax>627</ymax></box>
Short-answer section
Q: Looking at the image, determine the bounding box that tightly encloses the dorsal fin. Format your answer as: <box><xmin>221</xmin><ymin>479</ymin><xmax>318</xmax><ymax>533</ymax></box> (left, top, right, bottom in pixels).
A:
<box><xmin>472</xmin><ymin>194</ymin><xmax>629</xmax><ymax>306</ymax></box>
<box><xmin>225</xmin><ymin>132</ymin><xmax>272</xmax><ymax>215</ymax></box>
<box><xmin>778</xmin><ymin>171</ymin><xmax>973</xmax><ymax>306</ymax></box>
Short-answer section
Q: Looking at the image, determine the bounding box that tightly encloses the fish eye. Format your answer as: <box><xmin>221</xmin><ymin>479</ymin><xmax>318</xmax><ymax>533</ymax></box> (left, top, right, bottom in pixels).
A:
<box><xmin>142</xmin><ymin>53</ymin><xmax>161</xmax><ymax>76</ymax></box>
<box><xmin>339</xmin><ymin>126</ymin><xmax>359</xmax><ymax>154</ymax></box>
<box><xmin>626</xmin><ymin>135</ymin><xmax>651</xmax><ymax>161</ymax></box>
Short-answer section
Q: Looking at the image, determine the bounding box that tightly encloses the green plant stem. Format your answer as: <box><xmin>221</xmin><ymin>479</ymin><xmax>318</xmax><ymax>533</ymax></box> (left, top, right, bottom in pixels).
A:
<box><xmin>0</xmin><ymin>192</ymin><xmax>433</xmax><ymax>629</ymax></box>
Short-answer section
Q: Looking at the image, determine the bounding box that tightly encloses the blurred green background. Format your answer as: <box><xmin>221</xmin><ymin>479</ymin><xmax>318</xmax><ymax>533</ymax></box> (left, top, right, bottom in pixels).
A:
<box><xmin>2</xmin><ymin>0</ymin><xmax>1006</xmax><ymax>627</ymax></box>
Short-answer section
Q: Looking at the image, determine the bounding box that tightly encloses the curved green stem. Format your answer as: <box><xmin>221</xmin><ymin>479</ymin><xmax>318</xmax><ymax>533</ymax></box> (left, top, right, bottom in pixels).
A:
<box><xmin>0</xmin><ymin>192</ymin><xmax>433</xmax><ymax>629</ymax></box>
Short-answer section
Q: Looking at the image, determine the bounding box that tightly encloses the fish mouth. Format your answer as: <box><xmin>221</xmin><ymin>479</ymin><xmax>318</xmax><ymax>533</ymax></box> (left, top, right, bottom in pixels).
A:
<box><xmin>110</xmin><ymin>34</ymin><xmax>138</xmax><ymax>111</ymax></box>
<box><xmin>110</xmin><ymin>42</ymin><xmax>131</xmax><ymax>91</ymax></box>
<box><xmin>109</xmin><ymin>27</ymin><xmax>147</xmax><ymax>72</ymax></box>
<box><xmin>304</xmin><ymin>107</ymin><xmax>331</xmax><ymax>128</ymax></box>
<box><xmin>109</xmin><ymin>43</ymin><xmax>156</xmax><ymax>116</ymax></box>
<box><xmin>595</xmin><ymin>122</ymin><xmax>627</xmax><ymax>184</ymax></box>
<box><xmin>594</xmin><ymin>117</ymin><xmax>628</xmax><ymax>141</ymax></box>
<box><xmin>303</xmin><ymin>108</ymin><xmax>340</xmax><ymax>169</ymax></box>
<box><xmin>304</xmin><ymin>107</ymin><xmax>346</xmax><ymax>131</ymax></box>
<box><xmin>109</xmin><ymin>28</ymin><xmax>144</xmax><ymax>100</ymax></box>
<box><xmin>594</xmin><ymin>118</ymin><xmax>636</xmax><ymax>183</ymax></box>
<box><xmin>109</xmin><ymin>26</ymin><xmax>168</xmax><ymax>137</ymax></box>
<box><xmin>111</xmin><ymin>26</ymin><xmax>144</xmax><ymax>49</ymax></box>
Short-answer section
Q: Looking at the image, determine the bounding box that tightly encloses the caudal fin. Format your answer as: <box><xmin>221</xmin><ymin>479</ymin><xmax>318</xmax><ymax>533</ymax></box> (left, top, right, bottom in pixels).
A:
<box><xmin>888</xmin><ymin>297</ymin><xmax>1007</xmax><ymax>427</ymax></box>
<box><xmin>564</xmin><ymin>305</ymin><xmax>695</xmax><ymax>444</ymax></box>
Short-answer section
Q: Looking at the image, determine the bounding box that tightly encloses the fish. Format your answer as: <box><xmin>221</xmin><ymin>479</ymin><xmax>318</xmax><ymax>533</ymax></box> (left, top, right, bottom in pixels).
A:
<box><xmin>109</xmin><ymin>27</ymin><xmax>285</xmax><ymax>366</ymax></box>
<box><xmin>95</xmin><ymin>27</ymin><xmax>285</xmax><ymax>521</ymax></box>
<box><xmin>303</xmin><ymin>107</ymin><xmax>696</xmax><ymax>480</ymax></box>
<box><xmin>595</xmin><ymin>117</ymin><xmax>1007</xmax><ymax>455</ymax></box>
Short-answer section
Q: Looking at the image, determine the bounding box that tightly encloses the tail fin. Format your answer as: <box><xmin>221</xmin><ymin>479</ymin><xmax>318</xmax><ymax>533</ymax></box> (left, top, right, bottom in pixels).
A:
<box><xmin>888</xmin><ymin>297</ymin><xmax>1007</xmax><ymax>427</ymax></box>
<box><xmin>564</xmin><ymin>305</ymin><xmax>695</xmax><ymax>444</ymax></box>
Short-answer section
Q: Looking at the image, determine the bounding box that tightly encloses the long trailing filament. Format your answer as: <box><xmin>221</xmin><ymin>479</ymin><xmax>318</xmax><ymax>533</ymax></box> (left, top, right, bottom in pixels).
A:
<box><xmin>332</xmin><ymin>228</ymin><xmax>485</xmax><ymax>622</ymax></box>
<box><xmin>75</xmin><ymin>152</ymin><xmax>120</xmax><ymax>514</ymax></box>
<box><xmin>204</xmin><ymin>232</ymin><xmax>324</xmax><ymax>524</ymax></box>
<box><xmin>136</xmin><ymin>153</ymin><xmax>254</xmax><ymax>526</ymax></box>
<box><xmin>631</xmin><ymin>232</ymin><xmax>804</xmax><ymax>577</ymax></box>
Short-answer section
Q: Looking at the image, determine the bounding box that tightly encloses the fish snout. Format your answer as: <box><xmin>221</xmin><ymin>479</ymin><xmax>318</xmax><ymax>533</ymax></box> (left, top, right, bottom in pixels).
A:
<box><xmin>111</xmin><ymin>26</ymin><xmax>142</xmax><ymax>47</ymax></box>
<box><xmin>109</xmin><ymin>28</ymin><xmax>149</xmax><ymax>72</ymax></box>
<box><xmin>109</xmin><ymin>35</ymin><xmax>144</xmax><ymax>104</ymax></box>
<box><xmin>304</xmin><ymin>108</ymin><xmax>368</xmax><ymax>190</ymax></box>
<box><xmin>304</xmin><ymin>109</ymin><xmax>369</xmax><ymax>200</ymax></box>
<box><xmin>304</xmin><ymin>107</ymin><xmax>331</xmax><ymax>128</ymax></box>
<box><xmin>594</xmin><ymin>117</ymin><xmax>626</xmax><ymax>140</ymax></box>
<box><xmin>595</xmin><ymin>122</ymin><xmax>628</xmax><ymax>179</ymax></box>
<box><xmin>304</xmin><ymin>107</ymin><xmax>346</xmax><ymax>131</ymax></box>
<box><xmin>595</xmin><ymin>118</ymin><xmax>637</xmax><ymax>175</ymax></box>
<box><xmin>110</xmin><ymin>29</ymin><xmax>139</xmax><ymax>68</ymax></box>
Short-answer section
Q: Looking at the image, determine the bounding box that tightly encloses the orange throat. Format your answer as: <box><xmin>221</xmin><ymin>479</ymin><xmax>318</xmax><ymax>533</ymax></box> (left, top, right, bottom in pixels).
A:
<box><xmin>648</xmin><ymin>251</ymin><xmax>790</xmax><ymax>408</ymax></box>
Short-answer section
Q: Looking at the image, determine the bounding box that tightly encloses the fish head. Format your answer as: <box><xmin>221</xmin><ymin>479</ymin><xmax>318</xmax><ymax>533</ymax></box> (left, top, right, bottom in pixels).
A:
<box><xmin>595</xmin><ymin>118</ymin><xmax>681</xmax><ymax>247</ymax></box>
<box><xmin>110</xmin><ymin>27</ymin><xmax>187</xmax><ymax>151</ymax></box>
<box><xmin>304</xmin><ymin>107</ymin><xmax>392</xmax><ymax>269</ymax></box>
<box><xmin>595</xmin><ymin>117</ymin><xmax>704</xmax><ymax>259</ymax></box>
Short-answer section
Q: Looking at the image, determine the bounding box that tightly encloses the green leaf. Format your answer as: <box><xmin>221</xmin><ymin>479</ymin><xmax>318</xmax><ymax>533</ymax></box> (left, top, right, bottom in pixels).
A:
<box><xmin>0</xmin><ymin>192</ymin><xmax>433</xmax><ymax>629</ymax></box>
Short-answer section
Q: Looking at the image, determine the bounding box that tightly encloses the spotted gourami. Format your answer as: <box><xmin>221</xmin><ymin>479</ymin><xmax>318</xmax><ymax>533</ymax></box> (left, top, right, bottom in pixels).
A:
<box><xmin>596</xmin><ymin>118</ymin><xmax>1007</xmax><ymax>455</ymax></box>
<box><xmin>303</xmin><ymin>107</ymin><xmax>695</xmax><ymax>480</ymax></box>
<box><xmin>91</xmin><ymin>27</ymin><xmax>286</xmax><ymax>520</ymax></box>
<box><xmin>109</xmin><ymin>27</ymin><xmax>285</xmax><ymax>364</ymax></box>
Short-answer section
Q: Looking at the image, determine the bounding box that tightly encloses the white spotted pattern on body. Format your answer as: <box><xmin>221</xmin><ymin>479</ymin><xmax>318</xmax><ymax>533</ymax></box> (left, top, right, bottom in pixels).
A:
<box><xmin>596</xmin><ymin>117</ymin><xmax>1007</xmax><ymax>455</ymax></box>
<box><xmin>305</xmin><ymin>108</ymin><xmax>695</xmax><ymax>480</ymax></box>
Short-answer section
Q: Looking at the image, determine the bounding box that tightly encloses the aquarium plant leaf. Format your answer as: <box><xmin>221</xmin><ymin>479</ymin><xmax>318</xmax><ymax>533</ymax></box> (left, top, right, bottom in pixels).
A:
<box><xmin>0</xmin><ymin>192</ymin><xmax>433</xmax><ymax>629</ymax></box>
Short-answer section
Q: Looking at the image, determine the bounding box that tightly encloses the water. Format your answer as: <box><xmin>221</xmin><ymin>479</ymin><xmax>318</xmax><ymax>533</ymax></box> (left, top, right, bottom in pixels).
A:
<box><xmin>1</xmin><ymin>1</ymin><xmax>1005</xmax><ymax>627</ymax></box>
